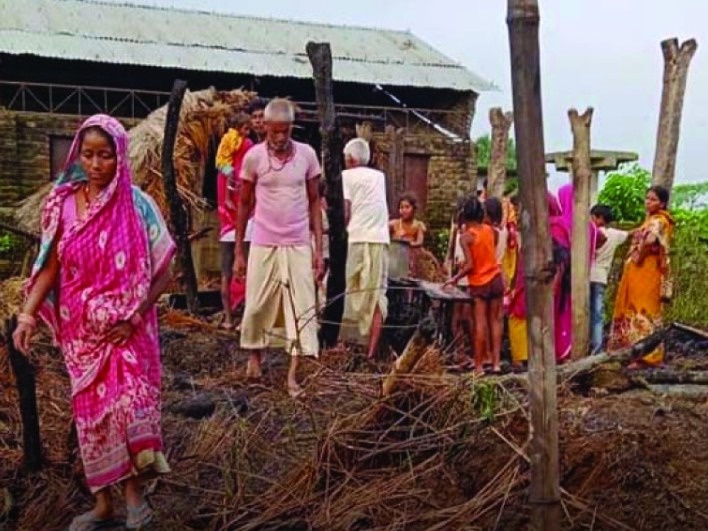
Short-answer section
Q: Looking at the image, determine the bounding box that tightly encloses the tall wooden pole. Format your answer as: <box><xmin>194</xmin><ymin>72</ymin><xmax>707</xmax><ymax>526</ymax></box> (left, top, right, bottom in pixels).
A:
<box><xmin>569</xmin><ymin>108</ymin><xmax>593</xmax><ymax>360</ymax></box>
<box><xmin>162</xmin><ymin>79</ymin><xmax>198</xmax><ymax>314</ymax></box>
<box><xmin>307</xmin><ymin>42</ymin><xmax>345</xmax><ymax>347</ymax></box>
<box><xmin>487</xmin><ymin>107</ymin><xmax>514</xmax><ymax>199</ymax></box>
<box><xmin>507</xmin><ymin>1</ymin><xmax>561</xmax><ymax>530</ymax></box>
<box><xmin>6</xmin><ymin>317</ymin><xmax>42</xmax><ymax>471</ymax></box>
<box><xmin>652</xmin><ymin>38</ymin><xmax>698</xmax><ymax>193</ymax></box>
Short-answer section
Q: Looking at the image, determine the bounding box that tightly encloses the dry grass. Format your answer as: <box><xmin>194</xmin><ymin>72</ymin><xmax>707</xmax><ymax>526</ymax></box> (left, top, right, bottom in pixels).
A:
<box><xmin>6</xmin><ymin>311</ymin><xmax>704</xmax><ymax>530</ymax></box>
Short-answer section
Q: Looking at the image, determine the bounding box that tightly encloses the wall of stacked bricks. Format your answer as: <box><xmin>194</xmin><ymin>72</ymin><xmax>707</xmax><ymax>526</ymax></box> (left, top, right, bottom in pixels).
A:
<box><xmin>372</xmin><ymin>133</ymin><xmax>478</xmax><ymax>234</ymax></box>
<box><xmin>0</xmin><ymin>110</ymin><xmax>138</xmax><ymax>216</ymax></box>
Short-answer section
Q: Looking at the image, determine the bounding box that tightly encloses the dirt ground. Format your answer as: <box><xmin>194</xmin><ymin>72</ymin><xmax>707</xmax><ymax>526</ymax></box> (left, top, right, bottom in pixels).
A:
<box><xmin>2</xmin><ymin>315</ymin><xmax>708</xmax><ymax>530</ymax></box>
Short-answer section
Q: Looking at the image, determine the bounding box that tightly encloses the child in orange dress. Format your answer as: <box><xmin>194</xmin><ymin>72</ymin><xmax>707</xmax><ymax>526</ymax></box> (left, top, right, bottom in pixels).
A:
<box><xmin>445</xmin><ymin>195</ymin><xmax>504</xmax><ymax>374</ymax></box>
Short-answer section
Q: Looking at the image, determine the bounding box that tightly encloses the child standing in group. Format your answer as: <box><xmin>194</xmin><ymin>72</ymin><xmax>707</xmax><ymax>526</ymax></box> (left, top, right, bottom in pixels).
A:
<box><xmin>445</xmin><ymin>196</ymin><xmax>504</xmax><ymax>375</ymax></box>
<box><xmin>390</xmin><ymin>193</ymin><xmax>426</xmax><ymax>247</ymax></box>
<box><xmin>215</xmin><ymin>112</ymin><xmax>252</xmax><ymax>329</ymax></box>
<box><xmin>590</xmin><ymin>204</ymin><xmax>629</xmax><ymax>353</ymax></box>
<box><xmin>445</xmin><ymin>198</ymin><xmax>474</xmax><ymax>368</ymax></box>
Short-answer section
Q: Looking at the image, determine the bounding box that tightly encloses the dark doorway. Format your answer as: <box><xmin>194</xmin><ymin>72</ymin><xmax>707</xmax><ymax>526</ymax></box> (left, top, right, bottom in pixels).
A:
<box><xmin>403</xmin><ymin>154</ymin><xmax>430</xmax><ymax>217</ymax></box>
<box><xmin>49</xmin><ymin>135</ymin><xmax>73</xmax><ymax>180</ymax></box>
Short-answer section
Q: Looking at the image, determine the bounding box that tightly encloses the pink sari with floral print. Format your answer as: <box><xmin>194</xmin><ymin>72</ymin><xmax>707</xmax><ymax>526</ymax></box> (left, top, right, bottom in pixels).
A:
<box><xmin>27</xmin><ymin>115</ymin><xmax>176</xmax><ymax>492</ymax></box>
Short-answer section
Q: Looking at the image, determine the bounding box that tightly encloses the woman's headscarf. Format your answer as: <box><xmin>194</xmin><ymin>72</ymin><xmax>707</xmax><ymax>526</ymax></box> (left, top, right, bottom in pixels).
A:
<box><xmin>28</xmin><ymin>114</ymin><xmax>153</xmax><ymax>340</ymax></box>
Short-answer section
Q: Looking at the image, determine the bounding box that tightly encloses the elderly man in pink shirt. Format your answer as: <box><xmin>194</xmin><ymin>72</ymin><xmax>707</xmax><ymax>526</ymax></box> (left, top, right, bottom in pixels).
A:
<box><xmin>234</xmin><ymin>99</ymin><xmax>324</xmax><ymax>397</ymax></box>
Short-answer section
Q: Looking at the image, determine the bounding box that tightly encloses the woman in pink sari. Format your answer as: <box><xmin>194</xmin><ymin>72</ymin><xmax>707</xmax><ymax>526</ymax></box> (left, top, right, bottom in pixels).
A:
<box><xmin>552</xmin><ymin>184</ymin><xmax>598</xmax><ymax>360</ymax></box>
<box><xmin>13</xmin><ymin>115</ymin><xmax>176</xmax><ymax>530</ymax></box>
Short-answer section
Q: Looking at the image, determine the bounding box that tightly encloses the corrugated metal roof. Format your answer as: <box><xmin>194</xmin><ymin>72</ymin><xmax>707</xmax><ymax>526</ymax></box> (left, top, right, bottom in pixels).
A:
<box><xmin>0</xmin><ymin>0</ymin><xmax>493</xmax><ymax>93</ymax></box>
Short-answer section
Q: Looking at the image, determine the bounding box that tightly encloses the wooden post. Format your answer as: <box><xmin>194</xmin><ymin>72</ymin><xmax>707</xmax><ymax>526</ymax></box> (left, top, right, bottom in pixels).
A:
<box><xmin>568</xmin><ymin>108</ymin><xmax>593</xmax><ymax>360</ymax></box>
<box><xmin>162</xmin><ymin>79</ymin><xmax>198</xmax><ymax>314</ymax></box>
<box><xmin>589</xmin><ymin>170</ymin><xmax>599</xmax><ymax>203</ymax></box>
<box><xmin>306</xmin><ymin>41</ymin><xmax>345</xmax><ymax>347</ymax></box>
<box><xmin>487</xmin><ymin>107</ymin><xmax>514</xmax><ymax>199</ymax></box>
<box><xmin>6</xmin><ymin>317</ymin><xmax>42</xmax><ymax>471</ymax></box>
<box><xmin>507</xmin><ymin>1</ymin><xmax>561</xmax><ymax>529</ymax></box>
<box><xmin>652</xmin><ymin>38</ymin><xmax>698</xmax><ymax>192</ymax></box>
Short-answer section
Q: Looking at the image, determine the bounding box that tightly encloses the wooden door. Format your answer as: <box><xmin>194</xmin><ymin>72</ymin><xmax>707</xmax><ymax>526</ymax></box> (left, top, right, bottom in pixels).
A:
<box><xmin>403</xmin><ymin>154</ymin><xmax>430</xmax><ymax>217</ymax></box>
<box><xmin>49</xmin><ymin>136</ymin><xmax>73</xmax><ymax>180</ymax></box>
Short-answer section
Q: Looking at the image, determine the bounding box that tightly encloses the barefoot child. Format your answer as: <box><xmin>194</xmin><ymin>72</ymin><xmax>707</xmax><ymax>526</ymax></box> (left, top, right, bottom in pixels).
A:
<box><xmin>445</xmin><ymin>198</ymin><xmax>474</xmax><ymax>368</ymax></box>
<box><xmin>590</xmin><ymin>204</ymin><xmax>629</xmax><ymax>353</ymax></box>
<box><xmin>445</xmin><ymin>196</ymin><xmax>504</xmax><ymax>374</ymax></box>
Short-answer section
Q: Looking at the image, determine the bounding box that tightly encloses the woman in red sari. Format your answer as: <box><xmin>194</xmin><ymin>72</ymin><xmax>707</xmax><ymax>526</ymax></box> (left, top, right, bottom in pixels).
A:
<box><xmin>13</xmin><ymin>115</ymin><xmax>176</xmax><ymax>530</ymax></box>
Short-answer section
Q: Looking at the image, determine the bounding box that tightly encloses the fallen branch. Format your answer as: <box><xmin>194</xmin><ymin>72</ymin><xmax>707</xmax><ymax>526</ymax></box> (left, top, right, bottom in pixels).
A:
<box><xmin>556</xmin><ymin>327</ymin><xmax>668</xmax><ymax>380</ymax></box>
<box><xmin>627</xmin><ymin>369</ymin><xmax>708</xmax><ymax>386</ymax></box>
<box><xmin>382</xmin><ymin>317</ymin><xmax>436</xmax><ymax>397</ymax></box>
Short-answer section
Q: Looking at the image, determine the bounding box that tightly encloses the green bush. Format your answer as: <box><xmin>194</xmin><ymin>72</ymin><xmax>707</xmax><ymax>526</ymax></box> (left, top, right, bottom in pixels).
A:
<box><xmin>598</xmin><ymin>167</ymin><xmax>708</xmax><ymax>328</ymax></box>
<box><xmin>597</xmin><ymin>163</ymin><xmax>650</xmax><ymax>222</ymax></box>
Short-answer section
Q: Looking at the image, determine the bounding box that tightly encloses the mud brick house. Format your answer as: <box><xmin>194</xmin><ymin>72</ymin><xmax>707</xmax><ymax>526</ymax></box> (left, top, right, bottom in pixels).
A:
<box><xmin>0</xmin><ymin>0</ymin><xmax>492</xmax><ymax>274</ymax></box>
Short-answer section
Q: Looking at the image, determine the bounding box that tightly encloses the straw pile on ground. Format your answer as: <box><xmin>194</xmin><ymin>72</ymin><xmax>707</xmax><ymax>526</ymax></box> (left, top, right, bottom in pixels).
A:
<box><xmin>4</xmin><ymin>300</ymin><xmax>708</xmax><ymax>529</ymax></box>
<box><xmin>14</xmin><ymin>88</ymin><xmax>255</xmax><ymax>234</ymax></box>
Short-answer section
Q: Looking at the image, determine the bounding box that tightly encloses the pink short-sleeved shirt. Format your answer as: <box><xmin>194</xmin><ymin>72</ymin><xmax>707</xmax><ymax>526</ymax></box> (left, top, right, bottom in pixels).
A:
<box><xmin>240</xmin><ymin>141</ymin><xmax>321</xmax><ymax>246</ymax></box>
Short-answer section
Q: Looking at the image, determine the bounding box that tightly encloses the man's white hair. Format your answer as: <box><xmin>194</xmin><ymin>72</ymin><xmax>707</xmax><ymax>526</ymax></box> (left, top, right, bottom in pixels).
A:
<box><xmin>343</xmin><ymin>138</ymin><xmax>371</xmax><ymax>166</ymax></box>
<box><xmin>264</xmin><ymin>98</ymin><xmax>295</xmax><ymax>122</ymax></box>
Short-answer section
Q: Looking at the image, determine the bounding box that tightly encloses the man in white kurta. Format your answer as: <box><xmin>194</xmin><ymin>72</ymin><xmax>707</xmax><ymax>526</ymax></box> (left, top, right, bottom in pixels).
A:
<box><xmin>340</xmin><ymin>138</ymin><xmax>390</xmax><ymax>359</ymax></box>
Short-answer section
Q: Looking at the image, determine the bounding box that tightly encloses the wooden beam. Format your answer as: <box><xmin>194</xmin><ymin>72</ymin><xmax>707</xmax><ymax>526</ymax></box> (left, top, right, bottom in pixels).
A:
<box><xmin>487</xmin><ymin>107</ymin><xmax>514</xmax><ymax>199</ymax></box>
<box><xmin>306</xmin><ymin>41</ymin><xmax>345</xmax><ymax>347</ymax></box>
<box><xmin>652</xmin><ymin>38</ymin><xmax>698</xmax><ymax>192</ymax></box>
<box><xmin>568</xmin><ymin>107</ymin><xmax>594</xmax><ymax>360</ymax></box>
<box><xmin>507</xmin><ymin>1</ymin><xmax>561</xmax><ymax>529</ymax></box>
<box><xmin>6</xmin><ymin>317</ymin><xmax>42</xmax><ymax>472</ymax></box>
<box><xmin>162</xmin><ymin>79</ymin><xmax>198</xmax><ymax>314</ymax></box>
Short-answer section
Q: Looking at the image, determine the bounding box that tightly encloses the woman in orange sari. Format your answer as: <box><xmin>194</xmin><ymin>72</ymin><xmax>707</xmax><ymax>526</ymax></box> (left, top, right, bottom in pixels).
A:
<box><xmin>608</xmin><ymin>185</ymin><xmax>675</xmax><ymax>367</ymax></box>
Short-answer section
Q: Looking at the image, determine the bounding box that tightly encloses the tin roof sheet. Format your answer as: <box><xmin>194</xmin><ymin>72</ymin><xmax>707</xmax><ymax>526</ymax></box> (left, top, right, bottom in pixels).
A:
<box><xmin>0</xmin><ymin>0</ymin><xmax>494</xmax><ymax>92</ymax></box>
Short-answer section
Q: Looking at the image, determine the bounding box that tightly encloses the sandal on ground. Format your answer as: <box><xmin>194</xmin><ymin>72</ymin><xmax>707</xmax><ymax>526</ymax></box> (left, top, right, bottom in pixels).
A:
<box><xmin>68</xmin><ymin>511</ymin><xmax>123</xmax><ymax>531</ymax></box>
<box><xmin>126</xmin><ymin>501</ymin><xmax>154</xmax><ymax>530</ymax></box>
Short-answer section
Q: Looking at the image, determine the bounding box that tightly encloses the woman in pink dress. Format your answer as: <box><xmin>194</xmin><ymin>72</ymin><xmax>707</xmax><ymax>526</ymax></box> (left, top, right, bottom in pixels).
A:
<box><xmin>13</xmin><ymin>115</ymin><xmax>176</xmax><ymax>530</ymax></box>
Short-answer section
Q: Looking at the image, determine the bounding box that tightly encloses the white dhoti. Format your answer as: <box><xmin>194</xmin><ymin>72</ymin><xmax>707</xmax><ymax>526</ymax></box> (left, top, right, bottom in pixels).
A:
<box><xmin>340</xmin><ymin>242</ymin><xmax>389</xmax><ymax>344</ymax></box>
<box><xmin>240</xmin><ymin>245</ymin><xmax>319</xmax><ymax>357</ymax></box>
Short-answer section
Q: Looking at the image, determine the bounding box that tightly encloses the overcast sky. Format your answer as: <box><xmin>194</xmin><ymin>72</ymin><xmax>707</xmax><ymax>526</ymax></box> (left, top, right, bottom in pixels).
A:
<box><xmin>110</xmin><ymin>0</ymin><xmax>707</xmax><ymax>188</ymax></box>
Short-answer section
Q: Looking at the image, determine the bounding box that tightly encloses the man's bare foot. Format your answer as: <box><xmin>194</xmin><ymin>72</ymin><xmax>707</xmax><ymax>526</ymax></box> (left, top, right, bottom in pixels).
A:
<box><xmin>246</xmin><ymin>356</ymin><xmax>262</xmax><ymax>380</ymax></box>
<box><xmin>287</xmin><ymin>383</ymin><xmax>304</xmax><ymax>398</ymax></box>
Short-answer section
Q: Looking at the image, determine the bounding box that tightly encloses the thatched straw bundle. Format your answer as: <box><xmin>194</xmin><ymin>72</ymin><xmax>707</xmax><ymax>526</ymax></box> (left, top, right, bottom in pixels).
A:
<box><xmin>15</xmin><ymin>88</ymin><xmax>256</xmax><ymax>233</ymax></box>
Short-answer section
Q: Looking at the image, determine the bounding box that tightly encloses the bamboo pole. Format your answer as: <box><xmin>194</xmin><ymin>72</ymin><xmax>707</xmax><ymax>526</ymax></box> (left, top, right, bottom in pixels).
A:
<box><xmin>506</xmin><ymin>1</ymin><xmax>561</xmax><ymax>529</ymax></box>
<box><xmin>162</xmin><ymin>79</ymin><xmax>198</xmax><ymax>314</ymax></box>
<box><xmin>487</xmin><ymin>107</ymin><xmax>514</xmax><ymax>199</ymax></box>
<box><xmin>568</xmin><ymin>108</ymin><xmax>593</xmax><ymax>360</ymax></box>
<box><xmin>306</xmin><ymin>42</ymin><xmax>345</xmax><ymax>347</ymax></box>
<box><xmin>652</xmin><ymin>38</ymin><xmax>698</xmax><ymax>192</ymax></box>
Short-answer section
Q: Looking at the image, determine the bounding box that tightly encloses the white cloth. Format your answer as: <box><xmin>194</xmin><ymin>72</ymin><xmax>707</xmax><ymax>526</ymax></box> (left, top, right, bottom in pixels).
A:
<box><xmin>219</xmin><ymin>229</ymin><xmax>236</xmax><ymax>243</ymax></box>
<box><xmin>453</xmin><ymin>233</ymin><xmax>469</xmax><ymax>287</ymax></box>
<box><xmin>240</xmin><ymin>245</ymin><xmax>319</xmax><ymax>357</ymax></box>
<box><xmin>342</xmin><ymin>167</ymin><xmax>390</xmax><ymax>244</ymax></box>
<box><xmin>495</xmin><ymin>226</ymin><xmax>508</xmax><ymax>266</ymax></box>
<box><xmin>590</xmin><ymin>227</ymin><xmax>628</xmax><ymax>284</ymax></box>
<box><xmin>244</xmin><ymin>218</ymin><xmax>254</xmax><ymax>243</ymax></box>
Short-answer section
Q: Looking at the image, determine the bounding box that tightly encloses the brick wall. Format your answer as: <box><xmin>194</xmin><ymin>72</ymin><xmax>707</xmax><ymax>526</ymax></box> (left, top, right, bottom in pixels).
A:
<box><xmin>0</xmin><ymin>110</ymin><xmax>138</xmax><ymax>214</ymax></box>
<box><xmin>373</xmin><ymin>132</ymin><xmax>477</xmax><ymax>234</ymax></box>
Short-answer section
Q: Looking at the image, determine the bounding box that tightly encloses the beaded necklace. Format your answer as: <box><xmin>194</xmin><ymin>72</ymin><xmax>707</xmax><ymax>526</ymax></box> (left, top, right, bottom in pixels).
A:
<box><xmin>266</xmin><ymin>140</ymin><xmax>295</xmax><ymax>173</ymax></box>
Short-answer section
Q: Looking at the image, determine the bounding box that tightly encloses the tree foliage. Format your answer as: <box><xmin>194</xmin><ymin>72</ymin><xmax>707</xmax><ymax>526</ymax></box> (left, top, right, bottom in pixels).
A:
<box><xmin>597</xmin><ymin>163</ymin><xmax>651</xmax><ymax>222</ymax></box>
<box><xmin>598</xmin><ymin>163</ymin><xmax>708</xmax><ymax>236</ymax></box>
<box><xmin>475</xmin><ymin>134</ymin><xmax>517</xmax><ymax>172</ymax></box>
